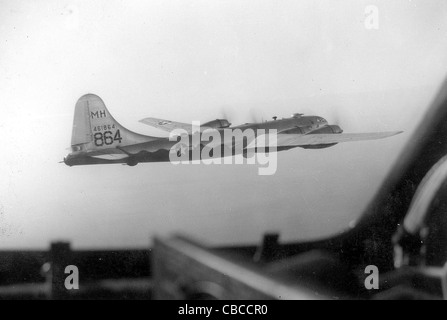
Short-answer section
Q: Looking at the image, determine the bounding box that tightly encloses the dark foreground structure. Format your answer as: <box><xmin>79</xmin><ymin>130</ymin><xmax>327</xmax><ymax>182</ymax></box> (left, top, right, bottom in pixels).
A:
<box><xmin>0</xmin><ymin>243</ymin><xmax>152</xmax><ymax>300</ymax></box>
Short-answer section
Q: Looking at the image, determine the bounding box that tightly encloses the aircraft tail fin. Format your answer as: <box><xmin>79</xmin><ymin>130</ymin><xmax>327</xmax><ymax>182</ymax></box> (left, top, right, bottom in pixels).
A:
<box><xmin>70</xmin><ymin>94</ymin><xmax>155</xmax><ymax>152</ymax></box>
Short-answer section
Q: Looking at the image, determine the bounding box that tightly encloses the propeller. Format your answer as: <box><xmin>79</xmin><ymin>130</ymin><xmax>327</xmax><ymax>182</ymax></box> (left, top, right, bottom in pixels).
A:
<box><xmin>248</xmin><ymin>108</ymin><xmax>263</xmax><ymax>123</ymax></box>
<box><xmin>329</xmin><ymin>107</ymin><xmax>341</xmax><ymax>126</ymax></box>
<box><xmin>326</xmin><ymin>105</ymin><xmax>360</xmax><ymax>131</ymax></box>
<box><xmin>219</xmin><ymin>105</ymin><xmax>264</xmax><ymax>124</ymax></box>
<box><xmin>219</xmin><ymin>105</ymin><xmax>233</xmax><ymax>123</ymax></box>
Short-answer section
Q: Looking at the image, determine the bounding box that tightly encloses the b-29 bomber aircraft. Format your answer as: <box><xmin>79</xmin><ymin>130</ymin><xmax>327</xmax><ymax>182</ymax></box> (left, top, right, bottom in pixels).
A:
<box><xmin>63</xmin><ymin>94</ymin><xmax>402</xmax><ymax>167</ymax></box>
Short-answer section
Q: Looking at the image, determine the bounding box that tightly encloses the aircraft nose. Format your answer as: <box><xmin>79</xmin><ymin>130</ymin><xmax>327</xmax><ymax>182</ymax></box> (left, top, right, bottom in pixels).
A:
<box><xmin>63</xmin><ymin>155</ymin><xmax>73</xmax><ymax>166</ymax></box>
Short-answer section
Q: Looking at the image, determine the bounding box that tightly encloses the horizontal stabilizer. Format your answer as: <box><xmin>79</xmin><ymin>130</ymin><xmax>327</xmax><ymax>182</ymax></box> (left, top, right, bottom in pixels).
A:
<box><xmin>139</xmin><ymin>117</ymin><xmax>213</xmax><ymax>135</ymax></box>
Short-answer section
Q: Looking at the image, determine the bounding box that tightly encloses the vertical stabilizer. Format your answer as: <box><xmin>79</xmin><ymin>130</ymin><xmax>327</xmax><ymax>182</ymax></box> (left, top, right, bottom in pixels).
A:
<box><xmin>70</xmin><ymin>94</ymin><xmax>155</xmax><ymax>152</ymax></box>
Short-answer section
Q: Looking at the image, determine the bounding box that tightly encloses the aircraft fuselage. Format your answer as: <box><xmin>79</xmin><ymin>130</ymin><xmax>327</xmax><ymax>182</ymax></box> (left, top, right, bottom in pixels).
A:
<box><xmin>64</xmin><ymin>115</ymin><xmax>340</xmax><ymax>166</ymax></box>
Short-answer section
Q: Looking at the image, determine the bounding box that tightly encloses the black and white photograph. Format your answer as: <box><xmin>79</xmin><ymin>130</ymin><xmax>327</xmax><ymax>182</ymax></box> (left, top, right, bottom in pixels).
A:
<box><xmin>1</xmin><ymin>0</ymin><xmax>447</xmax><ymax>303</ymax></box>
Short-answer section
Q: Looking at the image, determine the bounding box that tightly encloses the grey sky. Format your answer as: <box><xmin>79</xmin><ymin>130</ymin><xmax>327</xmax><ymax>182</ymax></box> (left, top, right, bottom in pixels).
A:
<box><xmin>1</xmin><ymin>0</ymin><xmax>447</xmax><ymax>249</ymax></box>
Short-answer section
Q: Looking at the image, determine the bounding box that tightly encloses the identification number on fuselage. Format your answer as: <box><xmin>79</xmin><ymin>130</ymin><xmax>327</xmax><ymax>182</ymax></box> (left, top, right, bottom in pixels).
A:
<box><xmin>94</xmin><ymin>129</ymin><xmax>123</xmax><ymax>147</ymax></box>
<box><xmin>93</xmin><ymin>124</ymin><xmax>116</xmax><ymax>132</ymax></box>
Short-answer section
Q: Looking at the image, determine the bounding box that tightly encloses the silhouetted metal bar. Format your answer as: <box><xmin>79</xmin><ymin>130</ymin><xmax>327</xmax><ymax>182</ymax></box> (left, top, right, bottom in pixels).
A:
<box><xmin>49</xmin><ymin>242</ymin><xmax>71</xmax><ymax>300</ymax></box>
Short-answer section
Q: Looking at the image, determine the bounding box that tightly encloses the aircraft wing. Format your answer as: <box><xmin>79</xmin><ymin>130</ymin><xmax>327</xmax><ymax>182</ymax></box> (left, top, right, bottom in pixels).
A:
<box><xmin>247</xmin><ymin>131</ymin><xmax>403</xmax><ymax>149</ymax></box>
<box><xmin>140</xmin><ymin>117</ymin><xmax>210</xmax><ymax>135</ymax></box>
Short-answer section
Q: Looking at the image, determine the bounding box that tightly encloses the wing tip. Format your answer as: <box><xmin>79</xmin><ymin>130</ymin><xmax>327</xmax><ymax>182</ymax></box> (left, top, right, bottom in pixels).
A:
<box><xmin>389</xmin><ymin>130</ymin><xmax>404</xmax><ymax>137</ymax></box>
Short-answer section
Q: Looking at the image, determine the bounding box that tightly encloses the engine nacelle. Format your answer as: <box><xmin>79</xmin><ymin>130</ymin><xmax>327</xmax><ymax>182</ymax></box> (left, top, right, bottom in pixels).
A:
<box><xmin>311</xmin><ymin>125</ymin><xmax>343</xmax><ymax>134</ymax></box>
<box><xmin>202</xmin><ymin>119</ymin><xmax>231</xmax><ymax>129</ymax></box>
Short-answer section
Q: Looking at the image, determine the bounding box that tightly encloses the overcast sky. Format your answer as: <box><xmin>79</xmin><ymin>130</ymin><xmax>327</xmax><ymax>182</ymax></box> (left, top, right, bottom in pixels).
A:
<box><xmin>1</xmin><ymin>0</ymin><xmax>447</xmax><ymax>249</ymax></box>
